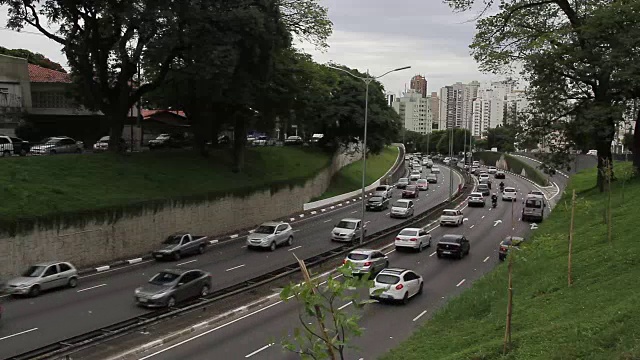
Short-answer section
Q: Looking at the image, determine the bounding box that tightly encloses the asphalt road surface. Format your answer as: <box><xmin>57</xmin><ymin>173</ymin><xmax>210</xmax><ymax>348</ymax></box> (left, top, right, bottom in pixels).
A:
<box><xmin>122</xmin><ymin>172</ymin><xmax>549</xmax><ymax>360</ymax></box>
<box><xmin>0</xmin><ymin>166</ymin><xmax>462</xmax><ymax>359</ymax></box>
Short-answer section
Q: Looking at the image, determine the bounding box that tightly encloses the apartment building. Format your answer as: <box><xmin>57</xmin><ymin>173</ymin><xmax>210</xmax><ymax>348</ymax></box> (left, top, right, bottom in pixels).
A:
<box><xmin>438</xmin><ymin>81</ymin><xmax>479</xmax><ymax>130</ymax></box>
<box><xmin>471</xmin><ymin>80</ymin><xmax>530</xmax><ymax>137</ymax></box>
<box><xmin>409</xmin><ymin>75</ymin><xmax>428</xmax><ymax>98</ymax></box>
<box><xmin>392</xmin><ymin>90</ymin><xmax>432</xmax><ymax>135</ymax></box>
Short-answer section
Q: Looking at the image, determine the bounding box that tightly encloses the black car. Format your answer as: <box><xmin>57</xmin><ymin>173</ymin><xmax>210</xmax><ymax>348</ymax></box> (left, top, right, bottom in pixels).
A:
<box><xmin>499</xmin><ymin>236</ymin><xmax>524</xmax><ymax>261</ymax></box>
<box><xmin>396</xmin><ymin>178</ymin><xmax>410</xmax><ymax>189</ymax></box>
<box><xmin>366</xmin><ymin>196</ymin><xmax>389</xmax><ymax>211</ymax></box>
<box><xmin>436</xmin><ymin>234</ymin><xmax>470</xmax><ymax>259</ymax></box>
<box><xmin>495</xmin><ymin>171</ymin><xmax>506</xmax><ymax>179</ymax></box>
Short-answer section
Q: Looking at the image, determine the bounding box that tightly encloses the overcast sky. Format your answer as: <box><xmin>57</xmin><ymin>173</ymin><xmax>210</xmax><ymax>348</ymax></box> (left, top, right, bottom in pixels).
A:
<box><xmin>1</xmin><ymin>1</ymin><xmax>501</xmax><ymax>95</ymax></box>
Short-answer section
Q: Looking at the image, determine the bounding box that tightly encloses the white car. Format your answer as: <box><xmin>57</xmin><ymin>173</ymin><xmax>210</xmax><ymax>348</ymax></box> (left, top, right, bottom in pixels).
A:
<box><xmin>390</xmin><ymin>199</ymin><xmax>415</xmax><ymax>218</ymax></box>
<box><xmin>487</xmin><ymin>166</ymin><xmax>497</xmax><ymax>174</ymax></box>
<box><xmin>409</xmin><ymin>170</ymin><xmax>421</xmax><ymax>181</ymax></box>
<box><xmin>502</xmin><ymin>187</ymin><xmax>518</xmax><ymax>201</ymax></box>
<box><xmin>394</xmin><ymin>228</ymin><xmax>432</xmax><ymax>252</ymax></box>
<box><xmin>247</xmin><ymin>222</ymin><xmax>294</xmax><ymax>250</ymax></box>
<box><xmin>479</xmin><ymin>173</ymin><xmax>490</xmax><ymax>182</ymax></box>
<box><xmin>331</xmin><ymin>218</ymin><xmax>365</xmax><ymax>242</ymax></box>
<box><xmin>369</xmin><ymin>268</ymin><xmax>423</xmax><ymax>304</ymax></box>
<box><xmin>439</xmin><ymin>209</ymin><xmax>464</xmax><ymax>226</ymax></box>
<box><xmin>431</xmin><ymin>166</ymin><xmax>441</xmax><ymax>174</ymax></box>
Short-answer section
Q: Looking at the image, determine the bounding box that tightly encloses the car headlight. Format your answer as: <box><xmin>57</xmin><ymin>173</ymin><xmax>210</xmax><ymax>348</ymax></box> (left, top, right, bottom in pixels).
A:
<box><xmin>150</xmin><ymin>293</ymin><xmax>167</xmax><ymax>300</ymax></box>
<box><xmin>135</xmin><ymin>288</ymin><xmax>142</xmax><ymax>295</ymax></box>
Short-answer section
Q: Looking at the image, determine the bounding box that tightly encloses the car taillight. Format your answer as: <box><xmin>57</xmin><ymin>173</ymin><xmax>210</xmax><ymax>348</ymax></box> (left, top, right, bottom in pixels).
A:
<box><xmin>395</xmin><ymin>237</ymin><xmax>401</xmax><ymax>240</ymax></box>
<box><xmin>364</xmin><ymin>261</ymin><xmax>372</xmax><ymax>266</ymax></box>
<box><xmin>395</xmin><ymin>284</ymin><xmax>404</xmax><ymax>290</ymax></box>
<box><xmin>500</xmin><ymin>246</ymin><xmax>508</xmax><ymax>252</ymax></box>
<box><xmin>410</xmin><ymin>238</ymin><xmax>417</xmax><ymax>241</ymax></box>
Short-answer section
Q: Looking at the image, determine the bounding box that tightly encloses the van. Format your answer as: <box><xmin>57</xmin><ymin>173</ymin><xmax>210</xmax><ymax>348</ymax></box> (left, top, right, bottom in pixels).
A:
<box><xmin>522</xmin><ymin>194</ymin><xmax>546</xmax><ymax>222</ymax></box>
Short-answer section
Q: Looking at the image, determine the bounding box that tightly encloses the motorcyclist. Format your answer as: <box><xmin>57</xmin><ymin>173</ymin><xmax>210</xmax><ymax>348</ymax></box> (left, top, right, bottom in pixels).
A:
<box><xmin>491</xmin><ymin>193</ymin><xmax>498</xmax><ymax>205</ymax></box>
<box><xmin>499</xmin><ymin>182</ymin><xmax>505</xmax><ymax>191</ymax></box>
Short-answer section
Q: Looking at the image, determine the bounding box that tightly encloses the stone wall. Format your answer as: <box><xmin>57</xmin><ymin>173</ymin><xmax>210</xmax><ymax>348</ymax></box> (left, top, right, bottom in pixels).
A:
<box><xmin>0</xmin><ymin>148</ymin><xmax>361</xmax><ymax>277</ymax></box>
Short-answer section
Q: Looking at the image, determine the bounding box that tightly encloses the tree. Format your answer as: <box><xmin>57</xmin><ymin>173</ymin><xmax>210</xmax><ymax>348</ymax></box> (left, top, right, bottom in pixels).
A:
<box><xmin>278</xmin><ymin>0</ymin><xmax>332</xmax><ymax>49</ymax></box>
<box><xmin>0</xmin><ymin>46</ymin><xmax>65</xmax><ymax>72</ymax></box>
<box><xmin>2</xmin><ymin>0</ymin><xmax>187</xmax><ymax>152</ymax></box>
<box><xmin>280</xmin><ymin>257</ymin><xmax>374</xmax><ymax>359</ymax></box>
<box><xmin>444</xmin><ymin>0</ymin><xmax>623</xmax><ymax>190</ymax></box>
<box><xmin>486</xmin><ymin>125</ymin><xmax>516</xmax><ymax>152</ymax></box>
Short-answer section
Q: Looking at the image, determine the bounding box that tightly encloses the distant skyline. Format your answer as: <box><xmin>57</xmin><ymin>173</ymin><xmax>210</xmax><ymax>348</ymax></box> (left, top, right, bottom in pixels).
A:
<box><xmin>1</xmin><ymin>2</ymin><xmax>515</xmax><ymax>96</ymax></box>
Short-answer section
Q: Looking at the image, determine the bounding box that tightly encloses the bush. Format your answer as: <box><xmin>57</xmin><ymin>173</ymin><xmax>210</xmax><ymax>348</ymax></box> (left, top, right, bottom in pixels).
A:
<box><xmin>474</xmin><ymin>151</ymin><xmax>549</xmax><ymax>186</ymax></box>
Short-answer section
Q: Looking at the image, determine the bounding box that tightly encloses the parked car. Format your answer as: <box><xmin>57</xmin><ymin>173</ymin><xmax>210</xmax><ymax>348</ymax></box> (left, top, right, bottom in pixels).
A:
<box><xmin>436</xmin><ymin>234</ymin><xmax>470</xmax><ymax>259</ymax></box>
<box><xmin>477</xmin><ymin>183</ymin><xmax>491</xmax><ymax>196</ymax></box>
<box><xmin>390</xmin><ymin>199</ymin><xmax>415</xmax><ymax>218</ymax></box>
<box><xmin>402</xmin><ymin>185</ymin><xmax>419</xmax><ymax>198</ymax></box>
<box><xmin>431</xmin><ymin>166</ymin><xmax>441</xmax><ymax>174</ymax></box>
<box><xmin>394</xmin><ymin>227</ymin><xmax>432</xmax><ymax>252</ymax></box>
<box><xmin>148</xmin><ymin>133</ymin><xmax>189</xmax><ymax>149</ymax></box>
<box><xmin>331</xmin><ymin>218</ymin><xmax>365</xmax><ymax>242</ymax></box>
<box><xmin>0</xmin><ymin>134</ymin><xmax>30</xmax><ymax>156</ymax></box>
<box><xmin>284</xmin><ymin>136</ymin><xmax>303</xmax><ymax>145</ymax></box>
<box><xmin>366</xmin><ymin>196</ymin><xmax>390</xmax><ymax>211</ymax></box>
<box><xmin>4</xmin><ymin>261</ymin><xmax>78</xmax><ymax>297</ymax></box>
<box><xmin>467</xmin><ymin>192</ymin><xmax>486</xmax><ymax>207</ymax></box>
<box><xmin>135</xmin><ymin>268</ymin><xmax>212</xmax><ymax>308</ymax></box>
<box><xmin>373</xmin><ymin>185</ymin><xmax>393</xmax><ymax>199</ymax></box>
<box><xmin>416</xmin><ymin>179</ymin><xmax>429</xmax><ymax>191</ymax></box>
<box><xmin>396</xmin><ymin>177</ymin><xmax>410</xmax><ymax>189</ymax></box>
<box><xmin>495</xmin><ymin>170</ymin><xmax>506</xmax><ymax>179</ymax></box>
<box><xmin>502</xmin><ymin>187</ymin><xmax>518</xmax><ymax>201</ymax></box>
<box><xmin>247</xmin><ymin>222</ymin><xmax>293</xmax><ymax>250</ymax></box>
<box><xmin>426</xmin><ymin>173</ymin><xmax>438</xmax><ymax>184</ymax></box>
<box><xmin>93</xmin><ymin>135</ymin><xmax>128</xmax><ymax>152</ymax></box>
<box><xmin>152</xmin><ymin>232</ymin><xmax>209</xmax><ymax>261</ymax></box>
<box><xmin>499</xmin><ymin>236</ymin><xmax>524</xmax><ymax>261</ymax></box>
<box><xmin>253</xmin><ymin>136</ymin><xmax>275</xmax><ymax>146</ymax></box>
<box><xmin>439</xmin><ymin>209</ymin><xmax>464</xmax><ymax>226</ymax></box>
<box><xmin>343</xmin><ymin>249</ymin><xmax>389</xmax><ymax>277</ymax></box>
<box><xmin>31</xmin><ymin>136</ymin><xmax>83</xmax><ymax>155</ymax></box>
<box><xmin>369</xmin><ymin>268</ymin><xmax>423</xmax><ymax>304</ymax></box>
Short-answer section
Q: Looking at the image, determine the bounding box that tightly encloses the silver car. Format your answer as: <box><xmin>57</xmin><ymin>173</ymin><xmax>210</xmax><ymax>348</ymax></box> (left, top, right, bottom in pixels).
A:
<box><xmin>135</xmin><ymin>268</ymin><xmax>212</xmax><ymax>308</ymax></box>
<box><xmin>331</xmin><ymin>218</ymin><xmax>365</xmax><ymax>242</ymax></box>
<box><xmin>30</xmin><ymin>137</ymin><xmax>84</xmax><ymax>155</ymax></box>
<box><xmin>4</xmin><ymin>261</ymin><xmax>78</xmax><ymax>297</ymax></box>
<box><xmin>343</xmin><ymin>249</ymin><xmax>388</xmax><ymax>277</ymax></box>
<box><xmin>247</xmin><ymin>222</ymin><xmax>294</xmax><ymax>251</ymax></box>
<box><xmin>390</xmin><ymin>199</ymin><xmax>415</xmax><ymax>218</ymax></box>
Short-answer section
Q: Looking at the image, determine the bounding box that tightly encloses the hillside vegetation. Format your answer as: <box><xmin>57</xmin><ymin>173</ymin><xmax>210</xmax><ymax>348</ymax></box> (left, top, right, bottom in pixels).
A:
<box><xmin>381</xmin><ymin>162</ymin><xmax>640</xmax><ymax>359</ymax></box>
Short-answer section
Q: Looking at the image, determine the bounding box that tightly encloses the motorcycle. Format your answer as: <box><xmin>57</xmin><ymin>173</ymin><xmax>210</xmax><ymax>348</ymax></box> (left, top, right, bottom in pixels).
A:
<box><xmin>492</xmin><ymin>199</ymin><xmax>498</xmax><ymax>208</ymax></box>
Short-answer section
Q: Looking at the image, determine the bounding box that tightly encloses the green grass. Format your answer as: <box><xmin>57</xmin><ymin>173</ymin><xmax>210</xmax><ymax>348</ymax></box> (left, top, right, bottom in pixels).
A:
<box><xmin>381</xmin><ymin>162</ymin><xmax>640</xmax><ymax>360</ymax></box>
<box><xmin>313</xmin><ymin>146</ymin><xmax>399</xmax><ymax>200</ymax></box>
<box><xmin>475</xmin><ymin>151</ymin><xmax>550</xmax><ymax>186</ymax></box>
<box><xmin>0</xmin><ymin>147</ymin><xmax>331</xmax><ymax>234</ymax></box>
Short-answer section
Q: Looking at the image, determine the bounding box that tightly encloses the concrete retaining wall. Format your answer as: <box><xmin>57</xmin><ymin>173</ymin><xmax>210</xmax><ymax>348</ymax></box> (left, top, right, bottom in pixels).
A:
<box><xmin>0</xmin><ymin>148</ymin><xmax>361</xmax><ymax>277</ymax></box>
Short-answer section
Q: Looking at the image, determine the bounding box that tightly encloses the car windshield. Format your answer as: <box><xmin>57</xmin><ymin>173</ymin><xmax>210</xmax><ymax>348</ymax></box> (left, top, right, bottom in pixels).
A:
<box><xmin>443</xmin><ymin>210</ymin><xmax>457</xmax><ymax>216</ymax></box>
<box><xmin>337</xmin><ymin>221</ymin><xmax>357</xmax><ymax>229</ymax></box>
<box><xmin>375</xmin><ymin>186</ymin><xmax>387</xmax><ymax>191</ymax></box>
<box><xmin>417</xmin><ymin>180</ymin><xmax>427</xmax><ymax>184</ymax></box>
<box><xmin>255</xmin><ymin>225</ymin><xmax>276</xmax><ymax>234</ymax></box>
<box><xmin>99</xmin><ymin>136</ymin><xmax>109</xmax><ymax>142</ymax></box>
<box><xmin>149</xmin><ymin>272</ymin><xmax>180</xmax><ymax>285</ymax></box>
<box><xmin>525</xmin><ymin>199</ymin><xmax>542</xmax><ymax>208</ymax></box>
<box><xmin>394</xmin><ymin>202</ymin><xmax>409</xmax><ymax>208</ymax></box>
<box><xmin>22</xmin><ymin>265</ymin><xmax>46</xmax><ymax>277</ymax></box>
<box><xmin>501</xmin><ymin>239</ymin><xmax>513</xmax><ymax>246</ymax></box>
<box><xmin>163</xmin><ymin>235</ymin><xmax>183</xmax><ymax>244</ymax></box>
<box><xmin>505</xmin><ymin>188</ymin><xmax>516</xmax><ymax>192</ymax></box>
<box><xmin>44</xmin><ymin>139</ymin><xmax>60</xmax><ymax>145</ymax></box>
<box><xmin>398</xmin><ymin>229</ymin><xmax>418</xmax><ymax>236</ymax></box>
<box><xmin>428</xmin><ymin>174</ymin><xmax>436</xmax><ymax>179</ymax></box>
<box><xmin>156</xmin><ymin>134</ymin><xmax>170</xmax><ymax>140</ymax></box>
<box><xmin>369</xmin><ymin>196</ymin><xmax>383</xmax><ymax>202</ymax></box>
<box><xmin>347</xmin><ymin>253</ymin><xmax>369</xmax><ymax>261</ymax></box>
<box><xmin>406</xmin><ymin>185</ymin><xmax>417</xmax><ymax>191</ymax></box>
<box><xmin>376</xmin><ymin>274</ymin><xmax>400</xmax><ymax>285</ymax></box>
<box><xmin>471</xmin><ymin>193</ymin><xmax>483</xmax><ymax>198</ymax></box>
<box><xmin>477</xmin><ymin>185</ymin><xmax>489</xmax><ymax>190</ymax></box>
<box><xmin>399</xmin><ymin>178</ymin><xmax>409</xmax><ymax>183</ymax></box>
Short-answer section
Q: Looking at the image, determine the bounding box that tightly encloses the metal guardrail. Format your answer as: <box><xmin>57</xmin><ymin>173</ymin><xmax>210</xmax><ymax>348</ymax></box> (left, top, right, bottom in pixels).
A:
<box><xmin>8</xmin><ymin>166</ymin><xmax>471</xmax><ymax>360</ymax></box>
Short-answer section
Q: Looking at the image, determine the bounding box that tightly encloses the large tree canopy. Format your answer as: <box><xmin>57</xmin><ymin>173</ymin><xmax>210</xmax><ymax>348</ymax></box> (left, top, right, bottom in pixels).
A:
<box><xmin>0</xmin><ymin>46</ymin><xmax>66</xmax><ymax>72</ymax></box>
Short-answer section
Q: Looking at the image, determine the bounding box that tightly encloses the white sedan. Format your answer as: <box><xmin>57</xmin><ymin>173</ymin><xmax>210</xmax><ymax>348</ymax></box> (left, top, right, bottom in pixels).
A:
<box><xmin>431</xmin><ymin>166</ymin><xmax>441</xmax><ymax>174</ymax></box>
<box><xmin>502</xmin><ymin>187</ymin><xmax>518</xmax><ymax>201</ymax></box>
<box><xmin>394</xmin><ymin>228</ymin><xmax>432</xmax><ymax>252</ymax></box>
<box><xmin>370</xmin><ymin>268</ymin><xmax>423</xmax><ymax>304</ymax></box>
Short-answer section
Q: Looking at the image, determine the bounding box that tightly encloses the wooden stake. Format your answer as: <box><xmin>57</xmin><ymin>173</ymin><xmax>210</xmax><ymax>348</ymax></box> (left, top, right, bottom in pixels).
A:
<box><xmin>568</xmin><ymin>189</ymin><xmax>576</xmax><ymax>287</ymax></box>
<box><xmin>607</xmin><ymin>160</ymin><xmax>613</xmax><ymax>244</ymax></box>
<box><xmin>503</xmin><ymin>250</ymin><xmax>514</xmax><ymax>355</ymax></box>
<box><xmin>294</xmin><ymin>254</ymin><xmax>338</xmax><ymax>360</ymax></box>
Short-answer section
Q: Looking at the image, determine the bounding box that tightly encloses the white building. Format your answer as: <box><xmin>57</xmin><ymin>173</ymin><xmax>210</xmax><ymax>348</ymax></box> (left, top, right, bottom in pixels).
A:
<box><xmin>471</xmin><ymin>80</ymin><xmax>530</xmax><ymax>138</ymax></box>
<box><xmin>392</xmin><ymin>90</ymin><xmax>432</xmax><ymax>135</ymax></box>
<box><xmin>438</xmin><ymin>81</ymin><xmax>479</xmax><ymax>130</ymax></box>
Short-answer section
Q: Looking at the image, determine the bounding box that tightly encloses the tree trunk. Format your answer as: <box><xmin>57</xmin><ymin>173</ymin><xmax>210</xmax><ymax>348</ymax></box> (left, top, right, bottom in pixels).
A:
<box><xmin>232</xmin><ymin>110</ymin><xmax>247</xmax><ymax>173</ymax></box>
<box><xmin>107</xmin><ymin>111</ymin><xmax>127</xmax><ymax>153</ymax></box>
<box><xmin>633</xmin><ymin>106</ymin><xmax>640</xmax><ymax>171</ymax></box>
<box><xmin>596</xmin><ymin>140</ymin><xmax>614</xmax><ymax>192</ymax></box>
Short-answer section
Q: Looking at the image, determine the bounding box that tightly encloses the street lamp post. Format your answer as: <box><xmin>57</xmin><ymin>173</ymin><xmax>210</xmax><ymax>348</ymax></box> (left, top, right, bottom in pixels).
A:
<box><xmin>327</xmin><ymin>65</ymin><xmax>411</xmax><ymax>244</ymax></box>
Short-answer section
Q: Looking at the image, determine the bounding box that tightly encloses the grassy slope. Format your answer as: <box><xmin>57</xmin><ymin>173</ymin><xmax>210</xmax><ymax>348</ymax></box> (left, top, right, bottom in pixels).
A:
<box><xmin>314</xmin><ymin>146</ymin><xmax>399</xmax><ymax>200</ymax></box>
<box><xmin>381</xmin><ymin>162</ymin><xmax>640</xmax><ymax>360</ymax></box>
<box><xmin>0</xmin><ymin>147</ymin><xmax>331</xmax><ymax>221</ymax></box>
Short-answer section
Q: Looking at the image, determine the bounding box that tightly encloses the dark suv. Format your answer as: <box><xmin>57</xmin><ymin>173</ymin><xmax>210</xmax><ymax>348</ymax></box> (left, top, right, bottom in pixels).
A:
<box><xmin>436</xmin><ymin>234</ymin><xmax>470</xmax><ymax>259</ymax></box>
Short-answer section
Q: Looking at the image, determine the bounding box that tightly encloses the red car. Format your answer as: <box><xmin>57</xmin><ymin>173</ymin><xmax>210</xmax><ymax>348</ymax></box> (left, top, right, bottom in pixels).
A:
<box><xmin>416</xmin><ymin>179</ymin><xmax>429</xmax><ymax>191</ymax></box>
<box><xmin>402</xmin><ymin>185</ymin><xmax>419</xmax><ymax>198</ymax></box>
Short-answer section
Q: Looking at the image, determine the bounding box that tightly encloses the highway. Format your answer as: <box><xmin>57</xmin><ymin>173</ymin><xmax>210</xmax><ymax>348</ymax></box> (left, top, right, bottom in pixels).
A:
<box><xmin>0</xmin><ymin>166</ymin><xmax>462</xmax><ymax>359</ymax></box>
<box><xmin>120</xmin><ymin>172</ymin><xmax>546</xmax><ymax>360</ymax></box>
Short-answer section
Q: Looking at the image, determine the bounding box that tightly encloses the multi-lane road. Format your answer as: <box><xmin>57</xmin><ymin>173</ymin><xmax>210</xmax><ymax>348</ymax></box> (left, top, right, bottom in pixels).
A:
<box><xmin>0</xmin><ymin>166</ymin><xmax>462</xmax><ymax>359</ymax></box>
<box><xmin>115</xmin><ymin>170</ymin><xmax>549</xmax><ymax>360</ymax></box>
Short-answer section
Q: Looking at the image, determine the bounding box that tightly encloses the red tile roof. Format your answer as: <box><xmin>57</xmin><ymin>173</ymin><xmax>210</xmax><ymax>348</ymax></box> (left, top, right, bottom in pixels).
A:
<box><xmin>28</xmin><ymin>64</ymin><xmax>72</xmax><ymax>83</ymax></box>
<box><xmin>141</xmin><ymin>109</ymin><xmax>187</xmax><ymax>119</ymax></box>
